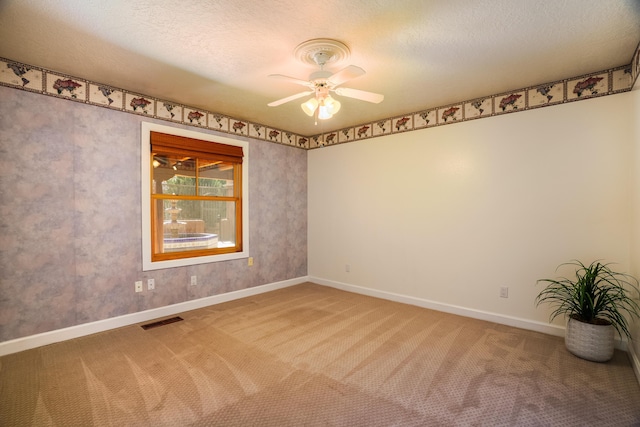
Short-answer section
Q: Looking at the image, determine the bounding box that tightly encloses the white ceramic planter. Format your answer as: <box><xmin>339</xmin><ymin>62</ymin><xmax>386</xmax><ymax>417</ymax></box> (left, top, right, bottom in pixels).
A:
<box><xmin>565</xmin><ymin>317</ymin><xmax>615</xmax><ymax>362</ymax></box>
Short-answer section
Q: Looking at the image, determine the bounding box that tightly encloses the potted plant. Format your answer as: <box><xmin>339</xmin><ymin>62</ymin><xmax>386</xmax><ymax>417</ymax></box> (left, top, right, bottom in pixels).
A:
<box><xmin>536</xmin><ymin>260</ymin><xmax>640</xmax><ymax>362</ymax></box>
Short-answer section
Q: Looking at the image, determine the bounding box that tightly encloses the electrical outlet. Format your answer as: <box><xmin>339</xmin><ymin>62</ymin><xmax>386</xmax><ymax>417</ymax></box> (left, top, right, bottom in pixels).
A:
<box><xmin>500</xmin><ymin>286</ymin><xmax>509</xmax><ymax>298</ymax></box>
<box><xmin>248</xmin><ymin>257</ymin><xmax>254</xmax><ymax>266</ymax></box>
<box><xmin>147</xmin><ymin>278</ymin><xmax>155</xmax><ymax>290</ymax></box>
<box><xmin>190</xmin><ymin>275</ymin><xmax>197</xmax><ymax>286</ymax></box>
<box><xmin>135</xmin><ymin>281</ymin><xmax>143</xmax><ymax>293</ymax></box>
<box><xmin>345</xmin><ymin>264</ymin><xmax>350</xmax><ymax>272</ymax></box>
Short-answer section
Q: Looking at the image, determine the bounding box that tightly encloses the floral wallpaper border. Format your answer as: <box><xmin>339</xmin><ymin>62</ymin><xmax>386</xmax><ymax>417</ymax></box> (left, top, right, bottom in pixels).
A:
<box><xmin>1</xmin><ymin>41</ymin><xmax>639</xmax><ymax>151</ymax></box>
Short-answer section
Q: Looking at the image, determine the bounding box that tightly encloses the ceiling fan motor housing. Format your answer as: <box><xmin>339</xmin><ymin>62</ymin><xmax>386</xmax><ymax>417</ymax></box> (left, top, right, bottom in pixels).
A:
<box><xmin>313</xmin><ymin>82</ymin><xmax>330</xmax><ymax>100</ymax></box>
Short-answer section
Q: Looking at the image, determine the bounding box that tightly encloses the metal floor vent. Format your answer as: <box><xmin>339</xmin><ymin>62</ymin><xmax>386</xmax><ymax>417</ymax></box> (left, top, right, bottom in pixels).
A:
<box><xmin>141</xmin><ymin>316</ymin><xmax>183</xmax><ymax>330</ymax></box>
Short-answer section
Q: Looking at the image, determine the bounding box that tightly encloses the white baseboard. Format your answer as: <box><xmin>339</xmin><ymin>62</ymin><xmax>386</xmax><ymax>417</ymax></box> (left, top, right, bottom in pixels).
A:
<box><xmin>311</xmin><ymin>276</ymin><xmax>568</xmax><ymax>337</ymax></box>
<box><xmin>309</xmin><ymin>277</ymin><xmax>565</xmax><ymax>337</ymax></box>
<box><xmin>311</xmin><ymin>277</ymin><xmax>637</xmax><ymax>353</ymax></box>
<box><xmin>0</xmin><ymin>276</ymin><xmax>308</xmax><ymax>357</ymax></box>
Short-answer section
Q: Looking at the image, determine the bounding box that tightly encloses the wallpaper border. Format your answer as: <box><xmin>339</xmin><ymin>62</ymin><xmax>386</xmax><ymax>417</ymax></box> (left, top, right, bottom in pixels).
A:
<box><xmin>1</xmin><ymin>40</ymin><xmax>639</xmax><ymax>151</ymax></box>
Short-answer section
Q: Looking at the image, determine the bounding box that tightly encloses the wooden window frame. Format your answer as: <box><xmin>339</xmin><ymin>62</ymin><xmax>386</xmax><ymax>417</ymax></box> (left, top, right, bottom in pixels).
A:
<box><xmin>141</xmin><ymin>122</ymin><xmax>249</xmax><ymax>271</ymax></box>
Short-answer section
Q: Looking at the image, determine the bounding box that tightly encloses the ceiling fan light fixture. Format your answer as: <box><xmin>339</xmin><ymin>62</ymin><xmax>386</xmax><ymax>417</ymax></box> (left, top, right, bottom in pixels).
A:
<box><xmin>317</xmin><ymin>97</ymin><xmax>339</xmax><ymax>119</ymax></box>
<box><xmin>317</xmin><ymin>105</ymin><xmax>333</xmax><ymax>120</ymax></box>
<box><xmin>269</xmin><ymin>38</ymin><xmax>383</xmax><ymax>119</ymax></box>
<box><xmin>301</xmin><ymin>98</ymin><xmax>318</xmax><ymax>116</ymax></box>
<box><xmin>324</xmin><ymin>95</ymin><xmax>341</xmax><ymax>115</ymax></box>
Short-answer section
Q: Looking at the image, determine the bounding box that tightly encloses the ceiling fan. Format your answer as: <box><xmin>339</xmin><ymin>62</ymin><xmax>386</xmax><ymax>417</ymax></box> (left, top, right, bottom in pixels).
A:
<box><xmin>267</xmin><ymin>39</ymin><xmax>384</xmax><ymax>121</ymax></box>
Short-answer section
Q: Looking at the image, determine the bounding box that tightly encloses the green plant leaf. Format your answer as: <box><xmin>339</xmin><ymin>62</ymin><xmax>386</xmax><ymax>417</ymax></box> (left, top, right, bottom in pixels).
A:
<box><xmin>535</xmin><ymin>260</ymin><xmax>640</xmax><ymax>339</ymax></box>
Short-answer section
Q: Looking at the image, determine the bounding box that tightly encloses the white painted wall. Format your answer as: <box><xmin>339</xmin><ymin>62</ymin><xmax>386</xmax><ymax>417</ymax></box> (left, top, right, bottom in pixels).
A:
<box><xmin>309</xmin><ymin>93</ymin><xmax>634</xmax><ymax>328</ymax></box>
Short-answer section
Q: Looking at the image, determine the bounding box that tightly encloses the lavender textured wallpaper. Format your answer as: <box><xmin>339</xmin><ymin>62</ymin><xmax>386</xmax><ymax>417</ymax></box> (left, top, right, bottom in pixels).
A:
<box><xmin>0</xmin><ymin>86</ymin><xmax>307</xmax><ymax>342</ymax></box>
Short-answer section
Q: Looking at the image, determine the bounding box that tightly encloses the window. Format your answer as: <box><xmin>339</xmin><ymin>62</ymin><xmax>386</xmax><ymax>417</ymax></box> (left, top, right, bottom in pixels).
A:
<box><xmin>141</xmin><ymin>123</ymin><xmax>248</xmax><ymax>271</ymax></box>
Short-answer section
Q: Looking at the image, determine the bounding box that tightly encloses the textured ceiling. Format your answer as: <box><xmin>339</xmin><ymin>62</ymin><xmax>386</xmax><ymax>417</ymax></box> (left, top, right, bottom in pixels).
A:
<box><xmin>1</xmin><ymin>0</ymin><xmax>639</xmax><ymax>136</ymax></box>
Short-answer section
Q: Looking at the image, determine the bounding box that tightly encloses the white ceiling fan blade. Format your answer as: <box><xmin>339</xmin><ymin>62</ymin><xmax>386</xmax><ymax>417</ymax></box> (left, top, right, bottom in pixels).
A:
<box><xmin>268</xmin><ymin>74</ymin><xmax>312</xmax><ymax>87</ymax></box>
<box><xmin>328</xmin><ymin>65</ymin><xmax>366</xmax><ymax>87</ymax></box>
<box><xmin>334</xmin><ymin>87</ymin><xmax>384</xmax><ymax>104</ymax></box>
<box><xmin>268</xmin><ymin>90</ymin><xmax>314</xmax><ymax>107</ymax></box>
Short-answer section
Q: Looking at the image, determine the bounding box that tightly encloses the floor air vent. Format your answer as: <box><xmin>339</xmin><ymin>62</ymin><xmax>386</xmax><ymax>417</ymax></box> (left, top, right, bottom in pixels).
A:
<box><xmin>141</xmin><ymin>316</ymin><xmax>183</xmax><ymax>330</ymax></box>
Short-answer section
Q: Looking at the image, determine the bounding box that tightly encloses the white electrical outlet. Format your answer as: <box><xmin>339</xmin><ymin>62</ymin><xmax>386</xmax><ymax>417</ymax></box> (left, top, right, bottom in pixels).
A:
<box><xmin>345</xmin><ymin>264</ymin><xmax>350</xmax><ymax>272</ymax></box>
<box><xmin>148</xmin><ymin>278</ymin><xmax>155</xmax><ymax>290</ymax></box>
<box><xmin>248</xmin><ymin>257</ymin><xmax>254</xmax><ymax>266</ymax></box>
<box><xmin>500</xmin><ymin>287</ymin><xmax>509</xmax><ymax>298</ymax></box>
<box><xmin>135</xmin><ymin>281</ymin><xmax>143</xmax><ymax>293</ymax></box>
<box><xmin>190</xmin><ymin>275</ymin><xmax>197</xmax><ymax>286</ymax></box>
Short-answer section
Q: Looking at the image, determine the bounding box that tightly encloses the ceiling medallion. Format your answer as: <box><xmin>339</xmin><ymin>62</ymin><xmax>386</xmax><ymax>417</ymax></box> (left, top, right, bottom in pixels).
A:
<box><xmin>293</xmin><ymin>39</ymin><xmax>350</xmax><ymax>67</ymax></box>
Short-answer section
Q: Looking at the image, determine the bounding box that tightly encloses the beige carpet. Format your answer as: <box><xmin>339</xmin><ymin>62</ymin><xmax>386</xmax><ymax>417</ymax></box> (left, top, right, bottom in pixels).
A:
<box><xmin>1</xmin><ymin>283</ymin><xmax>639</xmax><ymax>426</ymax></box>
